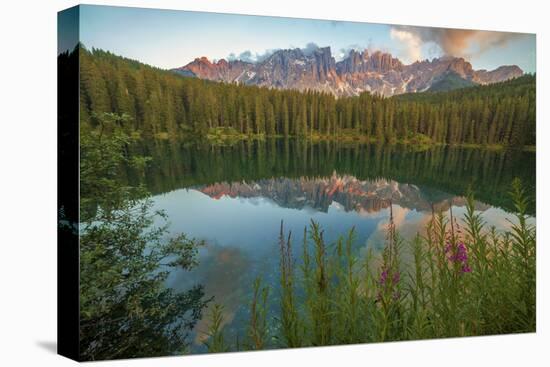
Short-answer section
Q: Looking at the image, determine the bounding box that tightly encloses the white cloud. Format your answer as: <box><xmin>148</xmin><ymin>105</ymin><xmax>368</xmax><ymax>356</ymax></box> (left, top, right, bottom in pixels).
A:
<box><xmin>390</xmin><ymin>25</ymin><xmax>525</xmax><ymax>60</ymax></box>
<box><xmin>390</xmin><ymin>28</ymin><xmax>423</xmax><ymax>63</ymax></box>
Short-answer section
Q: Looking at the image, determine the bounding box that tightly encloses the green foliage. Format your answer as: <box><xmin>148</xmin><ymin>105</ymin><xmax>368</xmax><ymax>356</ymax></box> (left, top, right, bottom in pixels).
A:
<box><xmin>331</xmin><ymin>228</ymin><xmax>364</xmax><ymax>344</ymax></box>
<box><xmin>507</xmin><ymin>178</ymin><xmax>536</xmax><ymax>329</ymax></box>
<box><xmin>406</xmin><ymin>133</ymin><xmax>432</xmax><ymax>146</ymax></box>
<box><xmin>235</xmin><ymin>180</ymin><xmax>535</xmax><ymax>350</ymax></box>
<box><xmin>79</xmin><ymin>112</ymin><xmax>140</xmax><ymax>220</ymax></box>
<box><xmin>205</xmin><ymin>126</ymin><xmax>265</xmax><ymax>145</ymax></box>
<box><xmin>307</xmin><ymin>221</ymin><xmax>333</xmax><ymax>345</ymax></box>
<box><xmin>79</xmin><ymin>112</ymin><xmax>209</xmax><ymax>360</ymax></box>
<box><xmin>203</xmin><ymin>304</ymin><xmax>229</xmax><ymax>353</ymax></box>
<box><xmin>75</xmin><ymin>46</ymin><xmax>535</xmax><ymax>148</ymax></box>
<box><xmin>278</xmin><ymin>222</ymin><xmax>302</xmax><ymax>347</ymax></box>
<box><xmin>247</xmin><ymin>277</ymin><xmax>270</xmax><ymax>350</ymax></box>
<box><xmin>427</xmin><ymin>71</ymin><xmax>476</xmax><ymax>92</ymax></box>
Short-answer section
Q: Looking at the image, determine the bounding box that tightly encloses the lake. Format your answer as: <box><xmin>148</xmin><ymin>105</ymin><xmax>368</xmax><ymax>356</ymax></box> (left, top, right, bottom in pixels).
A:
<box><xmin>124</xmin><ymin>139</ymin><xmax>535</xmax><ymax>350</ymax></box>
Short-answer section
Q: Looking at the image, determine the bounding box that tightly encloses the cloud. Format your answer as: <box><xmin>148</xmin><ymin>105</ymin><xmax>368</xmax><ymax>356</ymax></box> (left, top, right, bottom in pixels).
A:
<box><xmin>390</xmin><ymin>28</ymin><xmax>423</xmax><ymax>63</ymax></box>
<box><xmin>337</xmin><ymin>43</ymin><xmax>364</xmax><ymax>60</ymax></box>
<box><xmin>226</xmin><ymin>42</ymin><xmax>320</xmax><ymax>63</ymax></box>
<box><xmin>227</xmin><ymin>48</ymin><xmax>281</xmax><ymax>63</ymax></box>
<box><xmin>390</xmin><ymin>25</ymin><xmax>525</xmax><ymax>61</ymax></box>
<box><xmin>227</xmin><ymin>50</ymin><xmax>259</xmax><ymax>63</ymax></box>
<box><xmin>301</xmin><ymin>42</ymin><xmax>320</xmax><ymax>55</ymax></box>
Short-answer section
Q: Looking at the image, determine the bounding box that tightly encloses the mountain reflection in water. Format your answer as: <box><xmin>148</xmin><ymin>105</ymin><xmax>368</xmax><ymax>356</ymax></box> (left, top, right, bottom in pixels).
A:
<box><xmin>196</xmin><ymin>172</ymin><xmax>491</xmax><ymax>215</ymax></box>
<box><xmin>154</xmin><ymin>173</ymin><xmax>532</xmax><ymax>350</ymax></box>
<box><xmin>123</xmin><ymin>139</ymin><xmax>534</xmax><ymax>351</ymax></box>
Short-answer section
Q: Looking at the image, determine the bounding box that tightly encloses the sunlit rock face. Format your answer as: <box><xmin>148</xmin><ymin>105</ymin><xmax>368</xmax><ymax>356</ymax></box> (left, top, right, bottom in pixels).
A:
<box><xmin>195</xmin><ymin>172</ymin><xmax>490</xmax><ymax>214</ymax></box>
<box><xmin>173</xmin><ymin>47</ymin><xmax>523</xmax><ymax>97</ymax></box>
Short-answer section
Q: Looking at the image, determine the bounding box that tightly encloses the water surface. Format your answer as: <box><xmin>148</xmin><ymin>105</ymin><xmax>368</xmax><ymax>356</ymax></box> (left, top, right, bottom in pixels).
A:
<box><xmin>124</xmin><ymin>139</ymin><xmax>535</xmax><ymax>348</ymax></box>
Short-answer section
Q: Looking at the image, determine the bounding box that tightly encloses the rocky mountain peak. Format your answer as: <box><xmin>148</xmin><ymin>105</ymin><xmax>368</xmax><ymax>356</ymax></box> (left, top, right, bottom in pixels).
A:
<box><xmin>336</xmin><ymin>49</ymin><xmax>403</xmax><ymax>75</ymax></box>
<box><xmin>473</xmin><ymin>65</ymin><xmax>524</xmax><ymax>84</ymax></box>
<box><xmin>217</xmin><ymin>58</ymin><xmax>229</xmax><ymax>67</ymax></box>
<box><xmin>369</xmin><ymin>50</ymin><xmax>404</xmax><ymax>73</ymax></box>
<box><xmin>173</xmin><ymin>46</ymin><xmax>523</xmax><ymax>97</ymax></box>
<box><xmin>194</xmin><ymin>174</ymin><xmax>489</xmax><ymax>214</ymax></box>
<box><xmin>445</xmin><ymin>57</ymin><xmax>475</xmax><ymax>78</ymax></box>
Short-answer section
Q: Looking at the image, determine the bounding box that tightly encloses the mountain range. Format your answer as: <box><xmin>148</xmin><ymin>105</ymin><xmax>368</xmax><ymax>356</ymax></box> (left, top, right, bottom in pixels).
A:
<box><xmin>172</xmin><ymin>46</ymin><xmax>523</xmax><ymax>97</ymax></box>
<box><xmin>195</xmin><ymin>173</ymin><xmax>490</xmax><ymax>214</ymax></box>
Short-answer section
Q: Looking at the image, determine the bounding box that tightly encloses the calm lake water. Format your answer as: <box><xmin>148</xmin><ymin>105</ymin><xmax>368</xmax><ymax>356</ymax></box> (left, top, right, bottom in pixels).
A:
<box><xmin>125</xmin><ymin>139</ymin><xmax>535</xmax><ymax>350</ymax></box>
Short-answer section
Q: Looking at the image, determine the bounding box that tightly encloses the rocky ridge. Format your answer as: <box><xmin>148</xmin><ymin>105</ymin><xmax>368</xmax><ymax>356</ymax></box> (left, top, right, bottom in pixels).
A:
<box><xmin>173</xmin><ymin>47</ymin><xmax>523</xmax><ymax>97</ymax></box>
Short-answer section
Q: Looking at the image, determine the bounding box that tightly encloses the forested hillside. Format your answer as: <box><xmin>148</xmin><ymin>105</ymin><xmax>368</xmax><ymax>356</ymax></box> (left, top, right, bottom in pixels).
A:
<box><xmin>77</xmin><ymin>46</ymin><xmax>535</xmax><ymax>147</ymax></box>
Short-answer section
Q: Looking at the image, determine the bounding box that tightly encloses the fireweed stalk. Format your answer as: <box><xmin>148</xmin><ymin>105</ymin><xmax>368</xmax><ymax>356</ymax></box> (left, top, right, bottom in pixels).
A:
<box><xmin>375</xmin><ymin>201</ymin><xmax>404</xmax><ymax>341</ymax></box>
<box><xmin>434</xmin><ymin>201</ymin><xmax>473</xmax><ymax>336</ymax></box>
<box><xmin>445</xmin><ymin>206</ymin><xmax>472</xmax><ymax>274</ymax></box>
<box><xmin>377</xmin><ymin>202</ymin><xmax>401</xmax><ymax>302</ymax></box>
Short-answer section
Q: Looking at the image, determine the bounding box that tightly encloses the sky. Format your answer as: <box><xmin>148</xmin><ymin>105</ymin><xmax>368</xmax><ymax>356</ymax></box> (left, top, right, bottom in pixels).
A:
<box><xmin>65</xmin><ymin>4</ymin><xmax>536</xmax><ymax>72</ymax></box>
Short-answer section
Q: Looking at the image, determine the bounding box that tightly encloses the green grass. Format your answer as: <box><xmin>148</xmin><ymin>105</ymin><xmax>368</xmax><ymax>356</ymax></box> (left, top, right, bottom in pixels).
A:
<box><xmin>205</xmin><ymin>127</ymin><xmax>266</xmax><ymax>145</ymax></box>
<box><xmin>202</xmin><ymin>179</ymin><xmax>535</xmax><ymax>351</ymax></box>
<box><xmin>149</xmin><ymin>128</ymin><xmax>535</xmax><ymax>152</ymax></box>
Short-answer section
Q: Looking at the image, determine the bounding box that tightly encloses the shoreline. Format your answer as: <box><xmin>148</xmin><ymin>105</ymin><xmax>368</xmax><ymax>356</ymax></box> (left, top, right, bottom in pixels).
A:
<box><xmin>152</xmin><ymin>131</ymin><xmax>536</xmax><ymax>152</ymax></box>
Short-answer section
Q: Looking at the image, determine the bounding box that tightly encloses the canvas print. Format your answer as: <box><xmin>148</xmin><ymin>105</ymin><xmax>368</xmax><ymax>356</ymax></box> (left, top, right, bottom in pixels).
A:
<box><xmin>57</xmin><ymin>4</ymin><xmax>536</xmax><ymax>361</ymax></box>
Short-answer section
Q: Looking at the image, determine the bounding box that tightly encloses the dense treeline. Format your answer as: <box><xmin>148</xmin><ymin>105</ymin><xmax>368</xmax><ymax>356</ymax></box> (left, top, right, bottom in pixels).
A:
<box><xmin>77</xmin><ymin>46</ymin><xmax>536</xmax><ymax>147</ymax></box>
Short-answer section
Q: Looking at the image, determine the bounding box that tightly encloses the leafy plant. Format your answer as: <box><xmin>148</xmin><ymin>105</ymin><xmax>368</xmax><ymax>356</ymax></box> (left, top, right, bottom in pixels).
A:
<box><xmin>79</xmin><ymin>112</ymin><xmax>209</xmax><ymax>360</ymax></box>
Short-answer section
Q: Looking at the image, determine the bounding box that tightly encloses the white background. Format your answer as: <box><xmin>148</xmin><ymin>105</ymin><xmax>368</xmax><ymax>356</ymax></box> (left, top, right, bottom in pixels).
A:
<box><xmin>0</xmin><ymin>0</ymin><xmax>547</xmax><ymax>365</ymax></box>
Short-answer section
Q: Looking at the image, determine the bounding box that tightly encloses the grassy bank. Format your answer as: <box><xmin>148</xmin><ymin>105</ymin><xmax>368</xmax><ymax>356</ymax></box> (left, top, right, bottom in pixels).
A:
<box><xmin>150</xmin><ymin>128</ymin><xmax>536</xmax><ymax>152</ymax></box>
<box><xmin>203</xmin><ymin>180</ymin><xmax>535</xmax><ymax>352</ymax></box>
<box><xmin>205</xmin><ymin>127</ymin><xmax>268</xmax><ymax>145</ymax></box>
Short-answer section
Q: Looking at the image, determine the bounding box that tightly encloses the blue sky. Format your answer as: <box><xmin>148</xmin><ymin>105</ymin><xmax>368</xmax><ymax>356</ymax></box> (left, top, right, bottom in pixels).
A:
<box><xmin>70</xmin><ymin>4</ymin><xmax>535</xmax><ymax>72</ymax></box>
